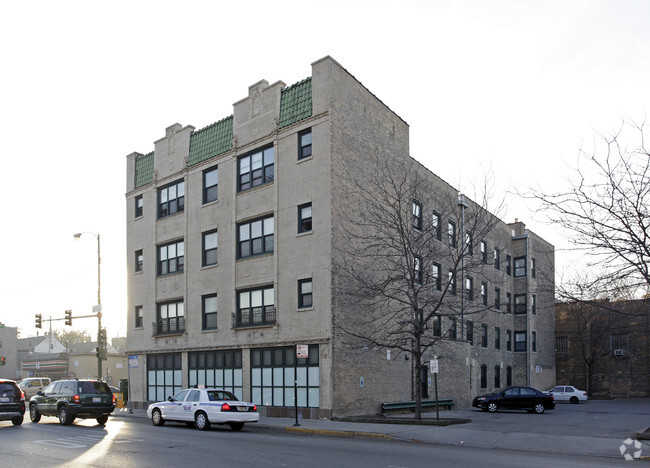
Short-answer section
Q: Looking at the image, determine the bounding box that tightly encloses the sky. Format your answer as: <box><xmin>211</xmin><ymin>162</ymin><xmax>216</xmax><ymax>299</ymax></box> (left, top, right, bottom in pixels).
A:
<box><xmin>1</xmin><ymin>0</ymin><xmax>649</xmax><ymax>340</ymax></box>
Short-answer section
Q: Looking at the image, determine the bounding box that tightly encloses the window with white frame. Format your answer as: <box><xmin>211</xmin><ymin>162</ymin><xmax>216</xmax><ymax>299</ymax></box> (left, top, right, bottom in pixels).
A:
<box><xmin>158</xmin><ymin>240</ymin><xmax>184</xmax><ymax>276</ymax></box>
<box><xmin>238</xmin><ymin>216</ymin><xmax>274</xmax><ymax>259</ymax></box>
<box><xmin>158</xmin><ymin>180</ymin><xmax>185</xmax><ymax>218</ymax></box>
<box><xmin>238</xmin><ymin>145</ymin><xmax>274</xmax><ymax>191</ymax></box>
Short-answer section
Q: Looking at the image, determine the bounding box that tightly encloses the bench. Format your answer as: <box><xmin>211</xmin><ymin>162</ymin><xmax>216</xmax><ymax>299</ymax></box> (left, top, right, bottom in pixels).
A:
<box><xmin>381</xmin><ymin>399</ymin><xmax>454</xmax><ymax>413</ymax></box>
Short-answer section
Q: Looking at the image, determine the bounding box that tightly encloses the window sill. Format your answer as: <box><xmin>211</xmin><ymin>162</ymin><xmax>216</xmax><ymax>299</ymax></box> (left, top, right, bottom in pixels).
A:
<box><xmin>297</xmin><ymin>307</ymin><xmax>314</xmax><ymax>312</ymax></box>
<box><xmin>297</xmin><ymin>155</ymin><xmax>313</xmax><ymax>164</ymax></box>
<box><xmin>237</xmin><ymin>181</ymin><xmax>273</xmax><ymax>195</ymax></box>
<box><xmin>154</xmin><ymin>331</ymin><xmax>186</xmax><ymax>338</ymax></box>
<box><xmin>157</xmin><ymin>211</ymin><xmax>185</xmax><ymax>222</ymax></box>
<box><xmin>201</xmin><ymin>328</ymin><xmax>218</xmax><ymax>333</ymax></box>
<box><xmin>134</xmin><ymin>270</ymin><xmax>143</xmax><ymax>275</ymax></box>
<box><xmin>157</xmin><ymin>271</ymin><xmax>184</xmax><ymax>278</ymax></box>
<box><xmin>297</xmin><ymin>230</ymin><xmax>313</xmax><ymax>237</ymax></box>
<box><xmin>236</xmin><ymin>252</ymin><xmax>273</xmax><ymax>263</ymax></box>
<box><xmin>201</xmin><ymin>263</ymin><xmax>219</xmax><ymax>270</ymax></box>
<box><xmin>202</xmin><ymin>199</ymin><xmax>219</xmax><ymax>208</ymax></box>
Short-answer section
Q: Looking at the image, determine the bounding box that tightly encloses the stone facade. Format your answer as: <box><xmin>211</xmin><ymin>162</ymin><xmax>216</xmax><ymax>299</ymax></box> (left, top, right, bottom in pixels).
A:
<box><xmin>555</xmin><ymin>299</ymin><xmax>650</xmax><ymax>398</ymax></box>
<box><xmin>125</xmin><ymin>56</ymin><xmax>555</xmax><ymax>417</ymax></box>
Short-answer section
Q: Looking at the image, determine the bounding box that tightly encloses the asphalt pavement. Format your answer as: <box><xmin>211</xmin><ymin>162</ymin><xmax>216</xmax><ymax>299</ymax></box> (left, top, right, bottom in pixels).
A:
<box><xmin>112</xmin><ymin>399</ymin><xmax>650</xmax><ymax>462</ymax></box>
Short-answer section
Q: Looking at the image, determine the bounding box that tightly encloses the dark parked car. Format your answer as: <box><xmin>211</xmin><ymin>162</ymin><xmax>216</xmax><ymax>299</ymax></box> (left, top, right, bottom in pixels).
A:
<box><xmin>0</xmin><ymin>379</ymin><xmax>25</xmax><ymax>425</ymax></box>
<box><xmin>472</xmin><ymin>386</ymin><xmax>555</xmax><ymax>414</ymax></box>
<box><xmin>29</xmin><ymin>379</ymin><xmax>115</xmax><ymax>425</ymax></box>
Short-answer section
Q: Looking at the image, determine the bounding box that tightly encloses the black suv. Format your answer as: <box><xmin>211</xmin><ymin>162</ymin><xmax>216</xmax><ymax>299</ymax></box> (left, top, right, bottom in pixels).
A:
<box><xmin>0</xmin><ymin>379</ymin><xmax>25</xmax><ymax>425</ymax></box>
<box><xmin>29</xmin><ymin>379</ymin><xmax>115</xmax><ymax>425</ymax></box>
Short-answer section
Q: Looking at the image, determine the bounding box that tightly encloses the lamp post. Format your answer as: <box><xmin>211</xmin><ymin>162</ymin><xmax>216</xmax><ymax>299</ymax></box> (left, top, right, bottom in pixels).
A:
<box><xmin>73</xmin><ymin>232</ymin><xmax>102</xmax><ymax>380</ymax></box>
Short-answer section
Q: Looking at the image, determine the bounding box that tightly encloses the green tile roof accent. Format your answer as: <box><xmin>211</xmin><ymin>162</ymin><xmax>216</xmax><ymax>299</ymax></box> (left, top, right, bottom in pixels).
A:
<box><xmin>188</xmin><ymin>115</ymin><xmax>234</xmax><ymax>167</ymax></box>
<box><xmin>278</xmin><ymin>78</ymin><xmax>312</xmax><ymax>129</ymax></box>
<box><xmin>134</xmin><ymin>152</ymin><xmax>154</xmax><ymax>188</ymax></box>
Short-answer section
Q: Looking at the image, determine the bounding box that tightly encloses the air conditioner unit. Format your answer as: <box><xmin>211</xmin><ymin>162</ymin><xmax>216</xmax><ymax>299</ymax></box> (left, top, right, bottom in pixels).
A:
<box><xmin>613</xmin><ymin>349</ymin><xmax>625</xmax><ymax>356</ymax></box>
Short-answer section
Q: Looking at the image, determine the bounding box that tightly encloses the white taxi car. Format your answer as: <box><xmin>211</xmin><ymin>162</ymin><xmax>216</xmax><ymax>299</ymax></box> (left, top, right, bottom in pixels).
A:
<box><xmin>544</xmin><ymin>385</ymin><xmax>588</xmax><ymax>404</ymax></box>
<box><xmin>147</xmin><ymin>388</ymin><xmax>259</xmax><ymax>431</ymax></box>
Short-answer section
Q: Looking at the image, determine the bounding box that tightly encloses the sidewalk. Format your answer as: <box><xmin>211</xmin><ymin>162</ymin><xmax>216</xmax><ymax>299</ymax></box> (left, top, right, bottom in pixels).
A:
<box><xmin>112</xmin><ymin>406</ymin><xmax>643</xmax><ymax>461</ymax></box>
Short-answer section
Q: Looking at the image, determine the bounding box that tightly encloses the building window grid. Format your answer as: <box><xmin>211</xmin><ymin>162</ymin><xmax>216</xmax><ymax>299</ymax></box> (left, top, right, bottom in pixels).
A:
<box><xmin>432</xmin><ymin>263</ymin><xmax>442</xmax><ymax>291</ymax></box>
<box><xmin>532</xmin><ymin>294</ymin><xmax>537</xmax><ymax>315</ymax></box>
<box><xmin>432</xmin><ymin>212</ymin><xmax>441</xmax><ymax>240</ymax></box>
<box><xmin>203</xmin><ymin>167</ymin><xmax>218</xmax><ymax>204</ymax></box>
<box><xmin>465</xmin><ymin>276</ymin><xmax>473</xmax><ymax>301</ymax></box>
<box><xmin>156</xmin><ymin>300</ymin><xmax>185</xmax><ymax>335</ymax></box>
<box><xmin>202</xmin><ymin>294</ymin><xmax>218</xmax><ymax>330</ymax></box>
<box><xmin>514</xmin><ymin>331</ymin><xmax>527</xmax><ymax>352</ymax></box>
<box><xmin>251</xmin><ymin>345</ymin><xmax>320</xmax><ymax>408</ymax></box>
<box><xmin>135</xmin><ymin>195</ymin><xmax>143</xmax><ymax>218</ymax></box>
<box><xmin>414</xmin><ymin>256</ymin><xmax>423</xmax><ymax>286</ymax></box>
<box><xmin>449</xmin><ymin>270</ymin><xmax>456</xmax><ymax>295</ymax></box>
<box><xmin>189</xmin><ymin>350</ymin><xmax>243</xmax><ymax>400</ymax></box>
<box><xmin>532</xmin><ymin>331</ymin><xmax>537</xmax><ymax>352</ymax></box>
<box><xmin>238</xmin><ymin>216</ymin><xmax>274</xmax><ymax>259</ymax></box>
<box><xmin>147</xmin><ymin>353</ymin><xmax>182</xmax><ymax>402</ymax></box>
<box><xmin>481</xmin><ymin>282</ymin><xmax>488</xmax><ymax>306</ymax></box>
<box><xmin>480</xmin><ymin>241</ymin><xmax>487</xmax><ymax>263</ymax></box>
<box><xmin>494</xmin><ymin>287</ymin><xmax>501</xmax><ymax>310</ymax></box>
<box><xmin>514</xmin><ymin>256</ymin><xmax>526</xmax><ymax>277</ymax></box>
<box><xmin>495</xmin><ymin>327</ymin><xmax>501</xmax><ymax>350</ymax></box>
<box><xmin>412</xmin><ymin>200</ymin><xmax>422</xmax><ymax>230</ymax></box>
<box><xmin>507</xmin><ymin>330</ymin><xmax>512</xmax><ymax>351</ymax></box>
<box><xmin>135</xmin><ymin>249</ymin><xmax>143</xmax><ymax>272</ymax></box>
<box><xmin>531</xmin><ymin>258</ymin><xmax>536</xmax><ymax>278</ymax></box>
<box><xmin>298</xmin><ymin>203</ymin><xmax>312</xmax><ymax>233</ymax></box>
<box><xmin>466</xmin><ymin>232</ymin><xmax>473</xmax><ymax>255</ymax></box>
<box><xmin>481</xmin><ymin>324</ymin><xmax>488</xmax><ymax>348</ymax></box>
<box><xmin>506</xmin><ymin>255</ymin><xmax>512</xmax><ymax>276</ymax></box>
<box><xmin>506</xmin><ymin>366</ymin><xmax>512</xmax><ymax>386</ymax></box>
<box><xmin>235</xmin><ymin>286</ymin><xmax>276</xmax><ymax>327</ymax></box>
<box><xmin>202</xmin><ymin>230</ymin><xmax>218</xmax><ymax>266</ymax></box>
<box><xmin>467</xmin><ymin>321</ymin><xmax>474</xmax><ymax>345</ymax></box>
<box><xmin>298</xmin><ymin>279</ymin><xmax>313</xmax><ymax>309</ymax></box>
<box><xmin>135</xmin><ymin>305</ymin><xmax>143</xmax><ymax>328</ymax></box>
<box><xmin>610</xmin><ymin>334</ymin><xmax>629</xmax><ymax>355</ymax></box>
<box><xmin>157</xmin><ymin>240</ymin><xmax>184</xmax><ymax>276</ymax></box>
<box><xmin>449</xmin><ymin>319</ymin><xmax>457</xmax><ymax>340</ymax></box>
<box><xmin>494</xmin><ymin>365</ymin><xmax>501</xmax><ymax>388</ymax></box>
<box><xmin>555</xmin><ymin>336</ymin><xmax>568</xmax><ymax>357</ymax></box>
<box><xmin>298</xmin><ymin>129</ymin><xmax>312</xmax><ymax>160</ymax></box>
<box><xmin>448</xmin><ymin>221</ymin><xmax>456</xmax><ymax>247</ymax></box>
<box><xmin>432</xmin><ymin>315</ymin><xmax>442</xmax><ymax>336</ymax></box>
<box><xmin>480</xmin><ymin>364</ymin><xmax>487</xmax><ymax>388</ymax></box>
<box><xmin>238</xmin><ymin>145</ymin><xmax>274</xmax><ymax>191</ymax></box>
<box><xmin>514</xmin><ymin>294</ymin><xmax>527</xmax><ymax>314</ymax></box>
<box><xmin>158</xmin><ymin>180</ymin><xmax>185</xmax><ymax>219</ymax></box>
<box><xmin>506</xmin><ymin>292</ymin><xmax>512</xmax><ymax>313</ymax></box>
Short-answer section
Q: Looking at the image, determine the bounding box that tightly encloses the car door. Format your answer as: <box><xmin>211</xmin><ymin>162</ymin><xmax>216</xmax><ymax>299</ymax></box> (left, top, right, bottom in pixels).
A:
<box><xmin>165</xmin><ymin>390</ymin><xmax>190</xmax><ymax>421</ymax></box>
<box><xmin>500</xmin><ymin>387</ymin><xmax>520</xmax><ymax>409</ymax></box>
<box><xmin>183</xmin><ymin>390</ymin><xmax>202</xmax><ymax>421</ymax></box>
<box><xmin>554</xmin><ymin>386</ymin><xmax>568</xmax><ymax>401</ymax></box>
<box><xmin>519</xmin><ymin>387</ymin><xmax>537</xmax><ymax>409</ymax></box>
<box><xmin>43</xmin><ymin>382</ymin><xmax>62</xmax><ymax>415</ymax></box>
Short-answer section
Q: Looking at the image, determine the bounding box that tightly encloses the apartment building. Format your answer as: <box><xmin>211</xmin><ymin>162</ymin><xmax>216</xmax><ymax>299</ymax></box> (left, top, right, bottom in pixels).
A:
<box><xmin>125</xmin><ymin>56</ymin><xmax>555</xmax><ymax>417</ymax></box>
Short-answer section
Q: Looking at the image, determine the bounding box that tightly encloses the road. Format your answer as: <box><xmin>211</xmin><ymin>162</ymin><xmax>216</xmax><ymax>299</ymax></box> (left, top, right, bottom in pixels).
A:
<box><xmin>0</xmin><ymin>415</ymin><xmax>636</xmax><ymax>467</ymax></box>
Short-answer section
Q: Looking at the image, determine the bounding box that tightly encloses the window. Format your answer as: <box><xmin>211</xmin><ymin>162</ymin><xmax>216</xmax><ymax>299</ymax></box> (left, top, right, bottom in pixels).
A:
<box><xmin>506</xmin><ymin>366</ymin><xmax>512</xmax><ymax>386</ymax></box>
<box><xmin>515</xmin><ymin>331</ymin><xmax>526</xmax><ymax>352</ymax></box>
<box><xmin>432</xmin><ymin>263</ymin><xmax>441</xmax><ymax>291</ymax></box>
<box><xmin>158</xmin><ymin>240</ymin><xmax>184</xmax><ymax>276</ymax></box>
<box><xmin>532</xmin><ymin>331</ymin><xmax>537</xmax><ymax>352</ymax></box>
<box><xmin>135</xmin><ymin>195</ymin><xmax>143</xmax><ymax>218</ymax></box>
<box><xmin>156</xmin><ymin>300</ymin><xmax>185</xmax><ymax>335</ymax></box>
<box><xmin>514</xmin><ymin>294</ymin><xmax>526</xmax><ymax>314</ymax></box>
<box><xmin>506</xmin><ymin>292</ymin><xmax>512</xmax><ymax>313</ymax></box>
<box><xmin>298</xmin><ymin>129</ymin><xmax>312</xmax><ymax>160</ymax></box>
<box><xmin>531</xmin><ymin>257</ymin><xmax>536</xmax><ymax>278</ymax></box>
<box><xmin>135</xmin><ymin>249</ymin><xmax>143</xmax><ymax>272</ymax></box>
<box><xmin>251</xmin><ymin>345</ymin><xmax>320</xmax><ymax>408</ymax></box>
<box><xmin>298</xmin><ymin>279</ymin><xmax>313</xmax><ymax>309</ymax></box>
<box><xmin>480</xmin><ymin>364</ymin><xmax>487</xmax><ymax>388</ymax></box>
<box><xmin>238</xmin><ymin>216</ymin><xmax>274</xmax><ymax>259</ymax></box>
<box><xmin>147</xmin><ymin>353</ymin><xmax>182</xmax><ymax>402</ymax></box>
<box><xmin>238</xmin><ymin>145</ymin><xmax>274</xmax><ymax>191</ymax></box>
<box><xmin>432</xmin><ymin>212</ymin><xmax>441</xmax><ymax>240</ymax></box>
<box><xmin>235</xmin><ymin>286</ymin><xmax>276</xmax><ymax>327</ymax></box>
<box><xmin>610</xmin><ymin>333</ymin><xmax>629</xmax><ymax>355</ymax></box>
<box><xmin>465</xmin><ymin>232</ymin><xmax>473</xmax><ymax>255</ymax></box>
<box><xmin>465</xmin><ymin>276</ymin><xmax>473</xmax><ymax>301</ymax></box>
<box><xmin>203</xmin><ymin>166</ymin><xmax>218</xmax><ymax>203</ymax></box>
<box><xmin>494</xmin><ymin>248</ymin><xmax>500</xmax><ymax>270</ymax></box>
<box><xmin>506</xmin><ymin>254</ymin><xmax>512</xmax><ymax>275</ymax></box>
<box><xmin>202</xmin><ymin>294</ymin><xmax>218</xmax><ymax>330</ymax></box>
<box><xmin>449</xmin><ymin>318</ymin><xmax>457</xmax><ymax>340</ymax></box>
<box><xmin>532</xmin><ymin>294</ymin><xmax>537</xmax><ymax>315</ymax></box>
<box><xmin>448</xmin><ymin>221</ymin><xmax>456</xmax><ymax>247</ymax></box>
<box><xmin>494</xmin><ymin>366</ymin><xmax>501</xmax><ymax>388</ymax></box>
<box><xmin>414</xmin><ymin>256</ymin><xmax>423</xmax><ymax>286</ymax></box>
<box><xmin>495</xmin><ymin>327</ymin><xmax>501</xmax><ymax>350</ymax></box>
<box><xmin>449</xmin><ymin>270</ymin><xmax>456</xmax><ymax>295</ymax></box>
<box><xmin>432</xmin><ymin>315</ymin><xmax>441</xmax><ymax>336</ymax></box>
<box><xmin>480</xmin><ymin>241</ymin><xmax>487</xmax><ymax>263</ymax></box>
<box><xmin>202</xmin><ymin>230</ymin><xmax>218</xmax><ymax>266</ymax></box>
<box><xmin>514</xmin><ymin>256</ymin><xmax>526</xmax><ymax>277</ymax></box>
<box><xmin>494</xmin><ymin>287</ymin><xmax>501</xmax><ymax>310</ymax></box>
<box><xmin>466</xmin><ymin>321</ymin><xmax>473</xmax><ymax>345</ymax></box>
<box><xmin>412</xmin><ymin>200</ymin><xmax>422</xmax><ymax>230</ymax></box>
<box><xmin>481</xmin><ymin>282</ymin><xmax>488</xmax><ymax>306</ymax></box>
<box><xmin>507</xmin><ymin>330</ymin><xmax>512</xmax><ymax>351</ymax></box>
<box><xmin>481</xmin><ymin>324</ymin><xmax>488</xmax><ymax>348</ymax></box>
<box><xmin>135</xmin><ymin>305</ymin><xmax>143</xmax><ymax>328</ymax></box>
<box><xmin>298</xmin><ymin>203</ymin><xmax>312</xmax><ymax>233</ymax></box>
<box><xmin>189</xmin><ymin>350</ymin><xmax>242</xmax><ymax>398</ymax></box>
<box><xmin>158</xmin><ymin>180</ymin><xmax>185</xmax><ymax>218</ymax></box>
<box><xmin>555</xmin><ymin>336</ymin><xmax>568</xmax><ymax>357</ymax></box>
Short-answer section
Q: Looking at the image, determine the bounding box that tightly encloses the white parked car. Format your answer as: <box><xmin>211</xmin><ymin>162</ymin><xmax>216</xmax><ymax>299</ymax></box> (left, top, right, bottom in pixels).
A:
<box><xmin>147</xmin><ymin>388</ymin><xmax>259</xmax><ymax>431</ymax></box>
<box><xmin>545</xmin><ymin>385</ymin><xmax>588</xmax><ymax>404</ymax></box>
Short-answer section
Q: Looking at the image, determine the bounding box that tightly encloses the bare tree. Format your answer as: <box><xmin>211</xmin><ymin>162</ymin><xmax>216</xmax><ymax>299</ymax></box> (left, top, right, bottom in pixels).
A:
<box><xmin>53</xmin><ymin>329</ymin><xmax>92</xmax><ymax>345</ymax></box>
<box><xmin>527</xmin><ymin>120</ymin><xmax>650</xmax><ymax>297</ymax></box>
<box><xmin>333</xmin><ymin>156</ymin><xmax>501</xmax><ymax>419</ymax></box>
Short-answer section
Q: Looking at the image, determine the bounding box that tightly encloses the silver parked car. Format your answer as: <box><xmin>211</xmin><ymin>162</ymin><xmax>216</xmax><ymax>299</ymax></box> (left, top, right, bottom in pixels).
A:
<box><xmin>17</xmin><ymin>377</ymin><xmax>51</xmax><ymax>401</ymax></box>
<box><xmin>545</xmin><ymin>385</ymin><xmax>588</xmax><ymax>404</ymax></box>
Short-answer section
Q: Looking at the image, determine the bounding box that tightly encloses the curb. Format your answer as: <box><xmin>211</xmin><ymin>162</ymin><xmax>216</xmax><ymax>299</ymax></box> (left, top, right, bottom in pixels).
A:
<box><xmin>284</xmin><ymin>426</ymin><xmax>394</xmax><ymax>440</ymax></box>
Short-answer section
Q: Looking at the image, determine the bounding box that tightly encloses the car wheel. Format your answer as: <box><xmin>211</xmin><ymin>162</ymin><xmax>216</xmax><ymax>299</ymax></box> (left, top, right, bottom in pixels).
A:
<box><xmin>194</xmin><ymin>411</ymin><xmax>211</xmax><ymax>431</ymax></box>
<box><xmin>570</xmin><ymin>396</ymin><xmax>579</xmax><ymax>404</ymax></box>
<box><xmin>534</xmin><ymin>403</ymin><xmax>545</xmax><ymax>414</ymax></box>
<box><xmin>229</xmin><ymin>422</ymin><xmax>244</xmax><ymax>431</ymax></box>
<box><xmin>59</xmin><ymin>406</ymin><xmax>74</xmax><ymax>425</ymax></box>
<box><xmin>487</xmin><ymin>402</ymin><xmax>498</xmax><ymax>413</ymax></box>
<box><xmin>12</xmin><ymin>415</ymin><xmax>24</xmax><ymax>425</ymax></box>
<box><xmin>151</xmin><ymin>408</ymin><xmax>165</xmax><ymax>426</ymax></box>
<box><xmin>96</xmin><ymin>415</ymin><xmax>109</xmax><ymax>425</ymax></box>
<box><xmin>29</xmin><ymin>404</ymin><xmax>41</xmax><ymax>423</ymax></box>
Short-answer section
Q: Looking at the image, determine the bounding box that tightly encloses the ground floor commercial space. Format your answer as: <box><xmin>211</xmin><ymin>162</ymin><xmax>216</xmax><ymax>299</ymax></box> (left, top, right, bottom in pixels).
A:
<box><xmin>129</xmin><ymin>343</ymin><xmax>331</xmax><ymax>418</ymax></box>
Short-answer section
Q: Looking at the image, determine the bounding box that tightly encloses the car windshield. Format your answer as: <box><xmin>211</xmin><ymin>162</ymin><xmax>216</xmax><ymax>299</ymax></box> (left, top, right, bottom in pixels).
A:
<box><xmin>78</xmin><ymin>381</ymin><xmax>111</xmax><ymax>394</ymax></box>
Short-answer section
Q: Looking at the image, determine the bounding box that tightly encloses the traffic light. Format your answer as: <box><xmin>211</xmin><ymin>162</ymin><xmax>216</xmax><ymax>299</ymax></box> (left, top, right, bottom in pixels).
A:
<box><xmin>1</xmin><ymin>356</ymin><xmax>5</xmax><ymax>366</ymax></box>
<box><xmin>95</xmin><ymin>347</ymin><xmax>106</xmax><ymax>360</ymax></box>
<box><xmin>98</xmin><ymin>328</ymin><xmax>107</xmax><ymax>348</ymax></box>
<box><xmin>65</xmin><ymin>309</ymin><xmax>72</xmax><ymax>326</ymax></box>
<box><xmin>35</xmin><ymin>314</ymin><xmax>42</xmax><ymax>329</ymax></box>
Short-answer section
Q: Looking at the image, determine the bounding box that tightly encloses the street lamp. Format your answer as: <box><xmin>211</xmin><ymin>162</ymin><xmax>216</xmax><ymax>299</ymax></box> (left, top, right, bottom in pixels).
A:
<box><xmin>73</xmin><ymin>232</ymin><xmax>102</xmax><ymax>380</ymax></box>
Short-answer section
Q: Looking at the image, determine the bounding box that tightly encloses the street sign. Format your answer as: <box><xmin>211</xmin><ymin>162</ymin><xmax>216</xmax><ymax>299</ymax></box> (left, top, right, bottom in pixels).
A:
<box><xmin>128</xmin><ymin>355</ymin><xmax>139</xmax><ymax>368</ymax></box>
<box><xmin>296</xmin><ymin>345</ymin><xmax>309</xmax><ymax>358</ymax></box>
<box><xmin>430</xmin><ymin>359</ymin><xmax>439</xmax><ymax>374</ymax></box>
